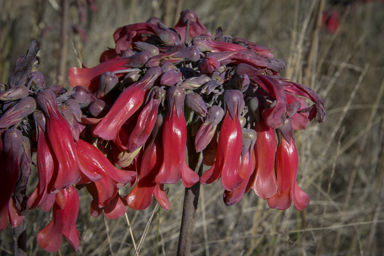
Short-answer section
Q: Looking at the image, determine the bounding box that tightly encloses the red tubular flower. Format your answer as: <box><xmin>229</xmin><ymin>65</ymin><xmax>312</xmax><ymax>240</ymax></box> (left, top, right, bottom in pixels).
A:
<box><xmin>127</xmin><ymin>128</ymin><xmax>169</xmax><ymax>210</ymax></box>
<box><xmin>0</xmin><ymin>129</ymin><xmax>24</xmax><ymax>230</ymax></box>
<box><xmin>223</xmin><ymin>129</ymin><xmax>256</xmax><ymax>206</ymax></box>
<box><xmin>127</xmin><ymin>87</ymin><xmax>164</xmax><ymax>152</ymax></box>
<box><xmin>93</xmin><ymin>66</ymin><xmax>162</xmax><ymax>141</ymax></box>
<box><xmin>28</xmin><ymin>111</ymin><xmax>56</xmax><ymax>211</ymax></box>
<box><xmin>75</xmin><ymin>139</ymin><xmax>136</xmax><ymax>207</ymax></box>
<box><xmin>195</xmin><ymin>106</ymin><xmax>224</xmax><ymax>152</ymax></box>
<box><xmin>90</xmin><ymin>194</ymin><xmax>127</xmax><ymax>219</ymax></box>
<box><xmin>268</xmin><ymin>123</ymin><xmax>310</xmax><ymax>211</ymax></box>
<box><xmin>36</xmin><ymin>89</ymin><xmax>82</xmax><ymax>191</ymax></box>
<box><xmin>155</xmin><ymin>87</ymin><xmax>199</xmax><ymax>188</ymax></box>
<box><xmin>36</xmin><ymin>186</ymin><xmax>80</xmax><ymax>252</ymax></box>
<box><xmin>252</xmin><ymin>116</ymin><xmax>278</xmax><ymax>199</ymax></box>
<box><xmin>68</xmin><ymin>52</ymin><xmax>151</xmax><ymax>92</ymax></box>
<box><xmin>200</xmin><ymin>90</ymin><xmax>244</xmax><ymax>191</ymax></box>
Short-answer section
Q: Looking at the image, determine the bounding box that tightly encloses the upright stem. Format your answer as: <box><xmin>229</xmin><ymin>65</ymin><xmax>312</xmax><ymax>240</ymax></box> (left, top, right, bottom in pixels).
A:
<box><xmin>177</xmin><ymin>136</ymin><xmax>203</xmax><ymax>256</ymax></box>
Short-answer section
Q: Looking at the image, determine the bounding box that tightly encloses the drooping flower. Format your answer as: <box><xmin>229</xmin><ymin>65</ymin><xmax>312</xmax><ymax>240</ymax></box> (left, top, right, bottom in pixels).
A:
<box><xmin>36</xmin><ymin>186</ymin><xmax>81</xmax><ymax>252</ymax></box>
<box><xmin>223</xmin><ymin>129</ymin><xmax>256</xmax><ymax>206</ymax></box>
<box><xmin>155</xmin><ymin>86</ymin><xmax>199</xmax><ymax>188</ymax></box>
<box><xmin>36</xmin><ymin>89</ymin><xmax>82</xmax><ymax>191</ymax></box>
<box><xmin>268</xmin><ymin>120</ymin><xmax>310</xmax><ymax>211</ymax></box>
<box><xmin>0</xmin><ymin>129</ymin><xmax>24</xmax><ymax>230</ymax></box>
<box><xmin>249</xmin><ymin>97</ymin><xmax>278</xmax><ymax>199</ymax></box>
<box><xmin>200</xmin><ymin>90</ymin><xmax>244</xmax><ymax>191</ymax></box>
<box><xmin>93</xmin><ymin>66</ymin><xmax>162</xmax><ymax>141</ymax></box>
<box><xmin>127</xmin><ymin>87</ymin><xmax>164</xmax><ymax>152</ymax></box>
<box><xmin>127</xmin><ymin>116</ymin><xmax>169</xmax><ymax>210</ymax></box>
<box><xmin>75</xmin><ymin>139</ymin><xmax>136</xmax><ymax>207</ymax></box>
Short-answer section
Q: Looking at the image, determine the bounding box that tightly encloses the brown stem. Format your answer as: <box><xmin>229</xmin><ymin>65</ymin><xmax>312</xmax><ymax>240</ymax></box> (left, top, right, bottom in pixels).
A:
<box><xmin>57</xmin><ymin>0</ymin><xmax>69</xmax><ymax>85</ymax></box>
<box><xmin>177</xmin><ymin>136</ymin><xmax>203</xmax><ymax>256</ymax></box>
<box><xmin>13</xmin><ymin>219</ymin><xmax>27</xmax><ymax>256</ymax></box>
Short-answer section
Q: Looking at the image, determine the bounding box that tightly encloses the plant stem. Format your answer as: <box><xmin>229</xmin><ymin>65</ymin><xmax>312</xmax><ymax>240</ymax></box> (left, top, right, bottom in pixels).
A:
<box><xmin>13</xmin><ymin>219</ymin><xmax>26</xmax><ymax>256</ymax></box>
<box><xmin>177</xmin><ymin>137</ymin><xmax>203</xmax><ymax>256</ymax></box>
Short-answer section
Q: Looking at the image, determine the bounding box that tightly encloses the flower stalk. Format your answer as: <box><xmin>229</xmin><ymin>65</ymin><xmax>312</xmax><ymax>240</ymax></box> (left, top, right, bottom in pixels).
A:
<box><xmin>177</xmin><ymin>133</ymin><xmax>204</xmax><ymax>256</ymax></box>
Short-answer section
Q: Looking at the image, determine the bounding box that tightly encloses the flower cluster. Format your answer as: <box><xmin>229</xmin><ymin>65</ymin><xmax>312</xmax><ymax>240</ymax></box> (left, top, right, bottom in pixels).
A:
<box><xmin>0</xmin><ymin>9</ymin><xmax>325</xmax><ymax>252</ymax></box>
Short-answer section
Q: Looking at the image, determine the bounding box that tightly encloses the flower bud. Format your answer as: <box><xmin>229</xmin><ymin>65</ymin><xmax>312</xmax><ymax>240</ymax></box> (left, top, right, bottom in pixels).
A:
<box><xmin>134</xmin><ymin>41</ymin><xmax>159</xmax><ymax>56</ymax></box>
<box><xmin>160</xmin><ymin>69</ymin><xmax>183</xmax><ymax>86</ymax></box>
<box><xmin>185</xmin><ymin>92</ymin><xmax>207</xmax><ymax>117</ymax></box>
<box><xmin>97</xmin><ymin>72</ymin><xmax>119</xmax><ymax>98</ymax></box>
<box><xmin>72</xmin><ymin>86</ymin><xmax>96</xmax><ymax>108</ymax></box>
<box><xmin>0</xmin><ymin>97</ymin><xmax>36</xmax><ymax>129</ymax></box>
<box><xmin>0</xmin><ymin>85</ymin><xmax>29</xmax><ymax>101</ymax></box>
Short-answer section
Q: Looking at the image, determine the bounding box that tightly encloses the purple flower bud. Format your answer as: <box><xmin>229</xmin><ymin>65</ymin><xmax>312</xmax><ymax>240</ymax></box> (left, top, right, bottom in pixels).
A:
<box><xmin>201</xmin><ymin>80</ymin><xmax>221</xmax><ymax>95</ymax></box>
<box><xmin>9</xmin><ymin>40</ymin><xmax>40</xmax><ymax>88</ymax></box>
<box><xmin>167</xmin><ymin>86</ymin><xmax>185</xmax><ymax>118</ymax></box>
<box><xmin>0</xmin><ymin>85</ymin><xmax>29</xmax><ymax>101</ymax></box>
<box><xmin>126</xmin><ymin>51</ymin><xmax>152</xmax><ymax>68</ymax></box>
<box><xmin>160</xmin><ymin>69</ymin><xmax>183</xmax><ymax>86</ymax></box>
<box><xmin>26</xmin><ymin>71</ymin><xmax>46</xmax><ymax>90</ymax></box>
<box><xmin>199</xmin><ymin>56</ymin><xmax>220</xmax><ymax>74</ymax></box>
<box><xmin>134</xmin><ymin>42</ymin><xmax>159</xmax><ymax>56</ymax></box>
<box><xmin>194</xmin><ymin>106</ymin><xmax>224</xmax><ymax>152</ymax></box>
<box><xmin>161</xmin><ymin>63</ymin><xmax>178</xmax><ymax>72</ymax></box>
<box><xmin>231</xmin><ymin>74</ymin><xmax>250</xmax><ymax>92</ymax></box>
<box><xmin>121</xmin><ymin>49</ymin><xmax>135</xmax><ymax>58</ymax></box>
<box><xmin>89</xmin><ymin>99</ymin><xmax>110</xmax><ymax>118</ymax></box>
<box><xmin>185</xmin><ymin>92</ymin><xmax>207</xmax><ymax>117</ymax></box>
<box><xmin>122</xmin><ymin>71</ymin><xmax>140</xmax><ymax>87</ymax></box>
<box><xmin>0</xmin><ymin>97</ymin><xmax>36</xmax><ymax>129</ymax></box>
<box><xmin>180</xmin><ymin>75</ymin><xmax>211</xmax><ymax>90</ymax></box>
<box><xmin>146</xmin><ymin>46</ymin><xmax>200</xmax><ymax>67</ymax></box>
<box><xmin>72</xmin><ymin>86</ymin><xmax>96</xmax><ymax>108</ymax></box>
<box><xmin>66</xmin><ymin>99</ymin><xmax>82</xmax><ymax>121</ymax></box>
<box><xmin>223</xmin><ymin>90</ymin><xmax>245</xmax><ymax>119</ymax></box>
<box><xmin>241</xmin><ymin>128</ymin><xmax>257</xmax><ymax>157</ymax></box>
<box><xmin>97</xmin><ymin>72</ymin><xmax>119</xmax><ymax>98</ymax></box>
<box><xmin>59</xmin><ymin>102</ymin><xmax>85</xmax><ymax>141</ymax></box>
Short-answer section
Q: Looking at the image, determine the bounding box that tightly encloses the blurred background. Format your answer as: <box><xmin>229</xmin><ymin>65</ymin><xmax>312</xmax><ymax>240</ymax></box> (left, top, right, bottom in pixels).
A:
<box><xmin>1</xmin><ymin>0</ymin><xmax>384</xmax><ymax>255</ymax></box>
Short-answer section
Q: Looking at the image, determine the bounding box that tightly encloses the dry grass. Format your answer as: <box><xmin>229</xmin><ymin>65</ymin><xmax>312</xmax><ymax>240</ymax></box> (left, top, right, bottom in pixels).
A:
<box><xmin>1</xmin><ymin>0</ymin><xmax>384</xmax><ymax>255</ymax></box>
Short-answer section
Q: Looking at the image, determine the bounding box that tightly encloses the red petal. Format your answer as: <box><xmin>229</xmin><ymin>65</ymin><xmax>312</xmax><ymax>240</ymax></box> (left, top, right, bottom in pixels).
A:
<box><xmin>104</xmin><ymin>195</ymin><xmax>127</xmax><ymax>219</ymax></box>
<box><xmin>153</xmin><ymin>184</ymin><xmax>169</xmax><ymax>210</ymax></box>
